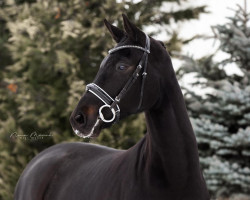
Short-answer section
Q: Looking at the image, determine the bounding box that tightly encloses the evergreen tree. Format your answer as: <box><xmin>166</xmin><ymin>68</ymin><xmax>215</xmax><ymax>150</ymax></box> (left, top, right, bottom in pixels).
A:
<box><xmin>0</xmin><ymin>0</ymin><xmax>206</xmax><ymax>199</ymax></box>
<box><xmin>177</xmin><ymin>3</ymin><xmax>250</xmax><ymax>198</ymax></box>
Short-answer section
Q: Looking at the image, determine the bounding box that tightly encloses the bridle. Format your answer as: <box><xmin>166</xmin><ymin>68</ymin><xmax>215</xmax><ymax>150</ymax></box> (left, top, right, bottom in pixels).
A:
<box><xmin>85</xmin><ymin>34</ymin><xmax>150</xmax><ymax>127</ymax></box>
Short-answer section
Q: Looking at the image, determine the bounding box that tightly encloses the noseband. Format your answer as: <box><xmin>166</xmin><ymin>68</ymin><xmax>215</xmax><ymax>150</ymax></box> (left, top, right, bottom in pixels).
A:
<box><xmin>86</xmin><ymin>34</ymin><xmax>150</xmax><ymax>124</ymax></box>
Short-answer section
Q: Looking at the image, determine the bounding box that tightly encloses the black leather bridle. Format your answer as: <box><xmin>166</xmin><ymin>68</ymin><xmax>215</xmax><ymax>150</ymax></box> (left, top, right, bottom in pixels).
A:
<box><xmin>86</xmin><ymin>34</ymin><xmax>150</xmax><ymax>124</ymax></box>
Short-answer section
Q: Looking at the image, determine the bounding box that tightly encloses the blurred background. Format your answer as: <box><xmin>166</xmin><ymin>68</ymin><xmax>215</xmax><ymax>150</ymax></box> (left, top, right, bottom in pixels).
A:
<box><xmin>0</xmin><ymin>0</ymin><xmax>249</xmax><ymax>199</ymax></box>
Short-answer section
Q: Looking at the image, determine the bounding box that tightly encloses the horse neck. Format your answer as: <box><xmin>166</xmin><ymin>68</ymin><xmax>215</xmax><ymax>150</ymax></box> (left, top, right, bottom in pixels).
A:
<box><xmin>142</xmin><ymin>57</ymin><xmax>207</xmax><ymax>194</ymax></box>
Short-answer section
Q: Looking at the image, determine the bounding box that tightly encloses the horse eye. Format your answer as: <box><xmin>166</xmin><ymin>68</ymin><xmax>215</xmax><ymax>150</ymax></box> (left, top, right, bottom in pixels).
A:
<box><xmin>117</xmin><ymin>65</ymin><xmax>127</xmax><ymax>71</ymax></box>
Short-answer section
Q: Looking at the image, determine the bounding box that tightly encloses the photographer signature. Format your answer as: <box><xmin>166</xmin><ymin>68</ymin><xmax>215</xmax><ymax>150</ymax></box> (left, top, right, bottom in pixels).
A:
<box><xmin>10</xmin><ymin>131</ymin><xmax>53</xmax><ymax>140</ymax></box>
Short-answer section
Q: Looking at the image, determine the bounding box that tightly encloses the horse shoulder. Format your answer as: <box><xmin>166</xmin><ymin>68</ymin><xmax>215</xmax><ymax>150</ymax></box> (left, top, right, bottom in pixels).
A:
<box><xmin>14</xmin><ymin>142</ymin><xmax>116</xmax><ymax>200</ymax></box>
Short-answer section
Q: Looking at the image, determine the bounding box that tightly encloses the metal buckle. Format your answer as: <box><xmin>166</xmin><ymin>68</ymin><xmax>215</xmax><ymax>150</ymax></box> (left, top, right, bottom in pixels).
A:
<box><xmin>99</xmin><ymin>105</ymin><xmax>116</xmax><ymax>123</ymax></box>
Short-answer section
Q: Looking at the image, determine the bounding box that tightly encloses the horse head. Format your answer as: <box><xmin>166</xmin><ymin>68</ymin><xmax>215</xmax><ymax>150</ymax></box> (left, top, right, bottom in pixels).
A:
<box><xmin>70</xmin><ymin>14</ymin><xmax>169</xmax><ymax>138</ymax></box>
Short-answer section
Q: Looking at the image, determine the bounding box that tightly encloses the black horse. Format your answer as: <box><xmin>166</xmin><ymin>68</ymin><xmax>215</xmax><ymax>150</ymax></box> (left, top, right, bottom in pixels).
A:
<box><xmin>14</xmin><ymin>15</ymin><xmax>209</xmax><ymax>200</ymax></box>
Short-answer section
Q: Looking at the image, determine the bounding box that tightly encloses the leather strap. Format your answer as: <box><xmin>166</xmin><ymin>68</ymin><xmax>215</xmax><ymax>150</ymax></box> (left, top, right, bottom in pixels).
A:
<box><xmin>86</xmin><ymin>34</ymin><xmax>150</xmax><ymax>123</ymax></box>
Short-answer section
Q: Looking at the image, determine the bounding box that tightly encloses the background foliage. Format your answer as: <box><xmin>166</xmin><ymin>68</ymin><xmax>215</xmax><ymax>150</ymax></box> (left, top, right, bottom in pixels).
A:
<box><xmin>0</xmin><ymin>0</ymin><xmax>206</xmax><ymax>199</ymax></box>
<box><xmin>177</xmin><ymin>3</ymin><xmax>250</xmax><ymax>198</ymax></box>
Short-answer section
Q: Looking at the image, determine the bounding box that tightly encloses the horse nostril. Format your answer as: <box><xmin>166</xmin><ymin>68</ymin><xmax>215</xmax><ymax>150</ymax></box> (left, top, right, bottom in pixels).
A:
<box><xmin>74</xmin><ymin>113</ymin><xmax>85</xmax><ymax>125</ymax></box>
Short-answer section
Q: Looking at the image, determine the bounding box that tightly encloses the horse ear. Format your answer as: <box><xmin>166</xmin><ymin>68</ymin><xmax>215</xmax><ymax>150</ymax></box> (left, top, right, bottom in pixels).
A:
<box><xmin>122</xmin><ymin>14</ymin><xmax>144</xmax><ymax>42</ymax></box>
<box><xmin>104</xmin><ymin>19</ymin><xmax>125</xmax><ymax>43</ymax></box>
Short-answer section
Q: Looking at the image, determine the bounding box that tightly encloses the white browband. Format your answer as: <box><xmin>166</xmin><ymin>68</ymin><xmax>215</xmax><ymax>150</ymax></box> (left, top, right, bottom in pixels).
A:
<box><xmin>108</xmin><ymin>45</ymin><xmax>150</xmax><ymax>54</ymax></box>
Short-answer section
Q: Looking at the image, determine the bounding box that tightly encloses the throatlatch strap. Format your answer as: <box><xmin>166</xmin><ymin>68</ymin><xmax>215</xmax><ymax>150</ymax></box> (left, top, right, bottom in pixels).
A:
<box><xmin>137</xmin><ymin>35</ymin><xmax>150</xmax><ymax>110</ymax></box>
